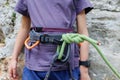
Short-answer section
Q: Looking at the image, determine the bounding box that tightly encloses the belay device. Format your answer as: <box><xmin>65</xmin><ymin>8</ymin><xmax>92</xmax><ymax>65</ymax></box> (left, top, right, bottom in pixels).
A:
<box><xmin>25</xmin><ymin>31</ymin><xmax>120</xmax><ymax>80</ymax></box>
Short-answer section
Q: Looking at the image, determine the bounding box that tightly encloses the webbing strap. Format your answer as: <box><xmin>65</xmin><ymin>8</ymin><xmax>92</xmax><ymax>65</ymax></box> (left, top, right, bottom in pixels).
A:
<box><xmin>30</xmin><ymin>27</ymin><xmax>74</xmax><ymax>32</ymax></box>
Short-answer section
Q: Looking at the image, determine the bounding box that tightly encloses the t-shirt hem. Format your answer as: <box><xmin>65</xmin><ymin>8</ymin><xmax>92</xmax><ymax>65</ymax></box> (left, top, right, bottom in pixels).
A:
<box><xmin>25</xmin><ymin>63</ymin><xmax>79</xmax><ymax>71</ymax></box>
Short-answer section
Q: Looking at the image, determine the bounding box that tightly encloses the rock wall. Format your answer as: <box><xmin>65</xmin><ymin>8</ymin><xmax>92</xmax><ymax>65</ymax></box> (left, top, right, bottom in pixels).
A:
<box><xmin>88</xmin><ymin>0</ymin><xmax>120</xmax><ymax>80</ymax></box>
<box><xmin>0</xmin><ymin>0</ymin><xmax>120</xmax><ymax>80</ymax></box>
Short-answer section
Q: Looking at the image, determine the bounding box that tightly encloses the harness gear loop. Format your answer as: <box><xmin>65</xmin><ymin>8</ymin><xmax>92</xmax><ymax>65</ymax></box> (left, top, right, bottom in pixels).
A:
<box><xmin>44</xmin><ymin>44</ymin><xmax>74</xmax><ymax>80</ymax></box>
<box><xmin>24</xmin><ymin>36</ymin><xmax>40</xmax><ymax>49</ymax></box>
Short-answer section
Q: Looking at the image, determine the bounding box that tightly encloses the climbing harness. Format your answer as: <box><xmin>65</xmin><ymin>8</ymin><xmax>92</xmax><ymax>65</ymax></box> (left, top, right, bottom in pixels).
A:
<box><xmin>25</xmin><ymin>29</ymin><xmax>120</xmax><ymax>80</ymax></box>
<box><xmin>25</xmin><ymin>29</ymin><xmax>75</xmax><ymax>80</ymax></box>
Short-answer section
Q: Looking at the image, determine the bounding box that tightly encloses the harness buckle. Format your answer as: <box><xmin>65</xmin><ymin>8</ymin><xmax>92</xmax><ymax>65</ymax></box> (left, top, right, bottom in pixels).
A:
<box><xmin>39</xmin><ymin>34</ymin><xmax>63</xmax><ymax>45</ymax></box>
<box><xmin>39</xmin><ymin>34</ymin><xmax>50</xmax><ymax>43</ymax></box>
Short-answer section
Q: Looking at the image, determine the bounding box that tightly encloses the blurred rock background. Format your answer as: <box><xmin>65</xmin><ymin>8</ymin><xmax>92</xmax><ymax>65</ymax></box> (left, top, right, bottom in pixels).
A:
<box><xmin>0</xmin><ymin>0</ymin><xmax>120</xmax><ymax>80</ymax></box>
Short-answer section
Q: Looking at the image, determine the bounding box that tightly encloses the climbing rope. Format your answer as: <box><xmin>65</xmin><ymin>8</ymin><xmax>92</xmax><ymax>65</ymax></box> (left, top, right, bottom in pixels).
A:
<box><xmin>56</xmin><ymin>33</ymin><xmax>120</xmax><ymax>79</ymax></box>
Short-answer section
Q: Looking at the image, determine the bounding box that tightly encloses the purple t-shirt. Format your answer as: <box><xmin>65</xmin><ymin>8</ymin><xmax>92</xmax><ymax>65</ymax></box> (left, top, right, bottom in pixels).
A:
<box><xmin>15</xmin><ymin>0</ymin><xmax>93</xmax><ymax>71</ymax></box>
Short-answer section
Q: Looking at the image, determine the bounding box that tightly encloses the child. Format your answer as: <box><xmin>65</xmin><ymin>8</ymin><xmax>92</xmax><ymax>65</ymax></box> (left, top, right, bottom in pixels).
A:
<box><xmin>9</xmin><ymin>0</ymin><xmax>93</xmax><ymax>80</ymax></box>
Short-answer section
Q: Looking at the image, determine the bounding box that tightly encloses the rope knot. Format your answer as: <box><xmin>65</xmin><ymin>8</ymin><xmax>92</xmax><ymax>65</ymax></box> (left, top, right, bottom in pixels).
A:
<box><xmin>62</xmin><ymin>33</ymin><xmax>84</xmax><ymax>44</ymax></box>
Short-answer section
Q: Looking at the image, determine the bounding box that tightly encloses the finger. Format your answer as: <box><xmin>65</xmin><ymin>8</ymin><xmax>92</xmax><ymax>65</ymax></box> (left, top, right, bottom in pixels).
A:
<box><xmin>8</xmin><ymin>68</ymin><xmax>13</xmax><ymax>78</ymax></box>
<box><xmin>8</xmin><ymin>64</ymin><xmax>13</xmax><ymax>77</ymax></box>
<box><xmin>13</xmin><ymin>67</ymin><xmax>17</xmax><ymax>78</ymax></box>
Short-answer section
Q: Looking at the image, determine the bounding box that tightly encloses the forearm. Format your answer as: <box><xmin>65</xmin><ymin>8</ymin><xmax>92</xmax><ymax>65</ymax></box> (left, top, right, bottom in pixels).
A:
<box><xmin>12</xmin><ymin>28</ymin><xmax>29</xmax><ymax>60</ymax></box>
<box><xmin>77</xmin><ymin>10</ymin><xmax>89</xmax><ymax>61</ymax></box>
<box><xmin>12</xmin><ymin>16</ymin><xmax>31</xmax><ymax>60</ymax></box>
<box><xmin>79</xmin><ymin>28</ymin><xmax>89</xmax><ymax>61</ymax></box>
<box><xmin>76</xmin><ymin>10</ymin><xmax>91</xmax><ymax>80</ymax></box>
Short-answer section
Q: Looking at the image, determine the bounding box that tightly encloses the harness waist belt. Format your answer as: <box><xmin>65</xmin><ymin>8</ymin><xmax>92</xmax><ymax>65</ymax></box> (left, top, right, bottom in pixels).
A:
<box><xmin>29</xmin><ymin>30</ymin><xmax>62</xmax><ymax>44</ymax></box>
<box><xmin>25</xmin><ymin>27</ymin><xmax>73</xmax><ymax>49</ymax></box>
<box><xmin>30</xmin><ymin>27</ymin><xmax>73</xmax><ymax>32</ymax></box>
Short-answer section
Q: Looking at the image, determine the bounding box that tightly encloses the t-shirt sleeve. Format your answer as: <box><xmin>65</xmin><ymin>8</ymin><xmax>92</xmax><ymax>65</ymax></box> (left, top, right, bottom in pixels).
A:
<box><xmin>75</xmin><ymin>0</ymin><xmax>93</xmax><ymax>15</ymax></box>
<box><xmin>14</xmin><ymin>0</ymin><xmax>29</xmax><ymax>16</ymax></box>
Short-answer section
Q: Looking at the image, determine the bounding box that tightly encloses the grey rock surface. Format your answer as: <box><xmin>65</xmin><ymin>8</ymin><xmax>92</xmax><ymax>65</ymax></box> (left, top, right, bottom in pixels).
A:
<box><xmin>0</xmin><ymin>0</ymin><xmax>120</xmax><ymax>80</ymax></box>
<box><xmin>88</xmin><ymin>0</ymin><xmax>120</xmax><ymax>79</ymax></box>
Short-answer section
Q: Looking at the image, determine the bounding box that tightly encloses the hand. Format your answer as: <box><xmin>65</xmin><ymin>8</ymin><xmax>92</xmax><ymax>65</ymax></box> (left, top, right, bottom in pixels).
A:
<box><xmin>80</xmin><ymin>66</ymin><xmax>91</xmax><ymax>80</ymax></box>
<box><xmin>8</xmin><ymin>58</ymin><xmax>19</xmax><ymax>80</ymax></box>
